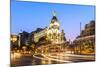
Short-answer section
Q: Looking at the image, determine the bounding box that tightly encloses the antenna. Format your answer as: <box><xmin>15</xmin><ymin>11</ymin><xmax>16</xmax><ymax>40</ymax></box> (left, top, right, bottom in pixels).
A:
<box><xmin>80</xmin><ymin>22</ymin><xmax>82</xmax><ymax>34</ymax></box>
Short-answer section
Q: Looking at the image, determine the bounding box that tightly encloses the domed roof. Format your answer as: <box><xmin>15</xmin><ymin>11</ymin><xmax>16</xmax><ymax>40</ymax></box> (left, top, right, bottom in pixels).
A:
<box><xmin>50</xmin><ymin>11</ymin><xmax>58</xmax><ymax>23</ymax></box>
<box><xmin>49</xmin><ymin>11</ymin><xmax>60</xmax><ymax>28</ymax></box>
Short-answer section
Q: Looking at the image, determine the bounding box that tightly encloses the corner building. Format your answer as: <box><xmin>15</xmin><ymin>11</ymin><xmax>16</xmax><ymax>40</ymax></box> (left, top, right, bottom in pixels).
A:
<box><xmin>34</xmin><ymin>11</ymin><xmax>66</xmax><ymax>44</ymax></box>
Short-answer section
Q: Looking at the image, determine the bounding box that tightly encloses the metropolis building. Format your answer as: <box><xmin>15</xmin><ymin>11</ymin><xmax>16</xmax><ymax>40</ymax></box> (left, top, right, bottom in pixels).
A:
<box><xmin>33</xmin><ymin>11</ymin><xmax>66</xmax><ymax>44</ymax></box>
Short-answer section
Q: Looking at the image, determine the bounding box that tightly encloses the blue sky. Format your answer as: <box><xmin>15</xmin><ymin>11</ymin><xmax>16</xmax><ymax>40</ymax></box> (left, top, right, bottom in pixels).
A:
<box><xmin>11</xmin><ymin>0</ymin><xmax>95</xmax><ymax>41</ymax></box>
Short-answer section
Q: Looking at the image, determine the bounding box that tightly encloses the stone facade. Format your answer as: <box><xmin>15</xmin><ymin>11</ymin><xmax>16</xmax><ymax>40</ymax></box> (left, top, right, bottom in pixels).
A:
<box><xmin>33</xmin><ymin>11</ymin><xmax>66</xmax><ymax>44</ymax></box>
<box><xmin>73</xmin><ymin>20</ymin><xmax>95</xmax><ymax>54</ymax></box>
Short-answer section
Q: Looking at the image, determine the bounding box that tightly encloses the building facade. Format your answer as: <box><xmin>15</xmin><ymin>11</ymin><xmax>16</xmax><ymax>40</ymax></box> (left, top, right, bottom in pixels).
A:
<box><xmin>11</xmin><ymin>35</ymin><xmax>19</xmax><ymax>50</ymax></box>
<box><xmin>33</xmin><ymin>11</ymin><xmax>66</xmax><ymax>44</ymax></box>
<box><xmin>73</xmin><ymin>20</ymin><xmax>95</xmax><ymax>54</ymax></box>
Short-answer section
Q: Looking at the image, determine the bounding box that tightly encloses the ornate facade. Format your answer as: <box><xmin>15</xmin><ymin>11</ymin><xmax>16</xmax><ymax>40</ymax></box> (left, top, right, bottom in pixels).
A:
<box><xmin>33</xmin><ymin>11</ymin><xmax>66</xmax><ymax>44</ymax></box>
<box><xmin>46</xmin><ymin>11</ymin><xmax>65</xmax><ymax>44</ymax></box>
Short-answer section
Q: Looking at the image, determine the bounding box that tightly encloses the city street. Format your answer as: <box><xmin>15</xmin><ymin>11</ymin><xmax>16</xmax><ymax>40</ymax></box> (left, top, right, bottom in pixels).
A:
<box><xmin>11</xmin><ymin>52</ymin><xmax>95</xmax><ymax>66</ymax></box>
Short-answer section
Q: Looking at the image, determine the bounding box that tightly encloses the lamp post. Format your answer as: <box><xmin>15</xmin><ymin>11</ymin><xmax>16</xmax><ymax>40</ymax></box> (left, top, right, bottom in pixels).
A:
<box><xmin>18</xmin><ymin>34</ymin><xmax>21</xmax><ymax>50</ymax></box>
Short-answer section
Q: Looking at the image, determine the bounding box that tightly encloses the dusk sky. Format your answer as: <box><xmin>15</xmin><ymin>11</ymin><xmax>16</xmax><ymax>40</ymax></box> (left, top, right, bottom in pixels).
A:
<box><xmin>11</xmin><ymin>0</ymin><xmax>95</xmax><ymax>41</ymax></box>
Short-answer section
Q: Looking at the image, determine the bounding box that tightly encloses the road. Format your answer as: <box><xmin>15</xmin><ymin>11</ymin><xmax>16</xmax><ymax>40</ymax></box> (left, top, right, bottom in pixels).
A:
<box><xmin>11</xmin><ymin>52</ymin><xmax>95</xmax><ymax>66</ymax></box>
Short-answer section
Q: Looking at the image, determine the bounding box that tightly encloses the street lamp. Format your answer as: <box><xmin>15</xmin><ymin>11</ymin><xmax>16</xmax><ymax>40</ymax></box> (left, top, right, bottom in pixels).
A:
<box><xmin>18</xmin><ymin>34</ymin><xmax>21</xmax><ymax>49</ymax></box>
